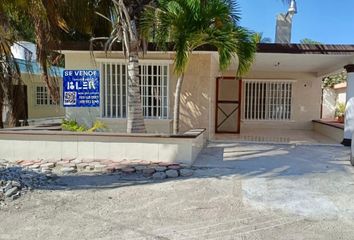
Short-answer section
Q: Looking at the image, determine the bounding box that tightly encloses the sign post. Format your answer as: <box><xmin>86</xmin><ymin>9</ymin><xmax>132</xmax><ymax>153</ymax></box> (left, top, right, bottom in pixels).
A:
<box><xmin>63</xmin><ymin>70</ymin><xmax>100</xmax><ymax>107</ymax></box>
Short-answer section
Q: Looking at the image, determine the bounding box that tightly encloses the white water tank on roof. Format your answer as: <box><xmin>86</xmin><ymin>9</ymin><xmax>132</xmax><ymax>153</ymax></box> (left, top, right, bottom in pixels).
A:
<box><xmin>11</xmin><ymin>41</ymin><xmax>37</xmax><ymax>61</ymax></box>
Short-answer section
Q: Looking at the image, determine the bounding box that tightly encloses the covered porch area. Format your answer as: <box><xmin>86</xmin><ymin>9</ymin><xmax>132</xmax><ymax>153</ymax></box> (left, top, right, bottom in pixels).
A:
<box><xmin>212</xmin><ymin>44</ymin><xmax>354</xmax><ymax>145</ymax></box>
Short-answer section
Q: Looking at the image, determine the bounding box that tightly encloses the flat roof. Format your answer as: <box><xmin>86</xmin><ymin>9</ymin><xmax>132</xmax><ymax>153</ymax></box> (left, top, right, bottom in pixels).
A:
<box><xmin>59</xmin><ymin>41</ymin><xmax>354</xmax><ymax>55</ymax></box>
<box><xmin>257</xmin><ymin>43</ymin><xmax>354</xmax><ymax>55</ymax></box>
<box><xmin>16</xmin><ymin>58</ymin><xmax>64</xmax><ymax>76</ymax></box>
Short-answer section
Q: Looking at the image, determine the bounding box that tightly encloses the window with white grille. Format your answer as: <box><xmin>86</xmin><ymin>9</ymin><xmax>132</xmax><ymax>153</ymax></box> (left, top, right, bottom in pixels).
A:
<box><xmin>100</xmin><ymin>62</ymin><xmax>169</xmax><ymax>119</ymax></box>
<box><xmin>243</xmin><ymin>80</ymin><xmax>293</xmax><ymax>121</ymax></box>
<box><xmin>36</xmin><ymin>86</ymin><xmax>57</xmax><ymax>105</ymax></box>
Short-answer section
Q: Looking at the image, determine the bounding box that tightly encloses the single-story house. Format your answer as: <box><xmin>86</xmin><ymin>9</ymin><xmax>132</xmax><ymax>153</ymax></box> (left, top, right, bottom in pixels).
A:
<box><xmin>2</xmin><ymin>41</ymin><xmax>65</xmax><ymax>126</ymax></box>
<box><xmin>61</xmin><ymin>42</ymin><xmax>354</xmax><ymax>142</ymax></box>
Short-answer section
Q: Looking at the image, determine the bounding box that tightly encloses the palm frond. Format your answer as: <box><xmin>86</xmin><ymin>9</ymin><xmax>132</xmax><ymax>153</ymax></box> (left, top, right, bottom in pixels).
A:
<box><xmin>142</xmin><ymin>0</ymin><xmax>256</xmax><ymax>75</ymax></box>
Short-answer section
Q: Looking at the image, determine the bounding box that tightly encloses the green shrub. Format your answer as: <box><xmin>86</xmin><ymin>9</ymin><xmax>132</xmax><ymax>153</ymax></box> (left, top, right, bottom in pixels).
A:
<box><xmin>87</xmin><ymin>120</ymin><xmax>107</xmax><ymax>132</ymax></box>
<box><xmin>61</xmin><ymin>119</ymin><xmax>86</xmax><ymax>132</ymax></box>
<box><xmin>335</xmin><ymin>103</ymin><xmax>346</xmax><ymax>117</ymax></box>
<box><xmin>61</xmin><ymin>119</ymin><xmax>107</xmax><ymax>132</ymax></box>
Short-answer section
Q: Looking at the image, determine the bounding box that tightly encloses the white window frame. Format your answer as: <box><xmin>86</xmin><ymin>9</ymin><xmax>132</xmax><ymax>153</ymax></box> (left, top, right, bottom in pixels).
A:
<box><xmin>97</xmin><ymin>59</ymin><xmax>171</xmax><ymax>119</ymax></box>
<box><xmin>35</xmin><ymin>85</ymin><xmax>57</xmax><ymax>106</ymax></box>
<box><xmin>242</xmin><ymin>79</ymin><xmax>295</xmax><ymax>121</ymax></box>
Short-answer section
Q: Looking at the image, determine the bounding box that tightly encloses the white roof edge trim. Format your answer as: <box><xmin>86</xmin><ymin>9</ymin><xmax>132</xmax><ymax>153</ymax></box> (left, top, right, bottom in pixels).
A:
<box><xmin>95</xmin><ymin>58</ymin><xmax>174</xmax><ymax>64</ymax></box>
<box><xmin>243</xmin><ymin>78</ymin><xmax>297</xmax><ymax>83</ymax></box>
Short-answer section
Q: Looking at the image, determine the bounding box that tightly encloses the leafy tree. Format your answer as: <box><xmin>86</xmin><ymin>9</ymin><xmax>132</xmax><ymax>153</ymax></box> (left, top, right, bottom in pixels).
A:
<box><xmin>0</xmin><ymin>0</ymin><xmax>115</xmax><ymax>127</ymax></box>
<box><xmin>4</xmin><ymin>4</ymin><xmax>35</xmax><ymax>42</ymax></box>
<box><xmin>323</xmin><ymin>71</ymin><xmax>347</xmax><ymax>88</ymax></box>
<box><xmin>254</xmin><ymin>32</ymin><xmax>272</xmax><ymax>43</ymax></box>
<box><xmin>0</xmin><ymin>0</ymin><xmax>66</xmax><ymax>117</ymax></box>
<box><xmin>0</xmin><ymin>3</ymin><xmax>27</xmax><ymax>127</ymax></box>
<box><xmin>300</xmin><ymin>38</ymin><xmax>322</xmax><ymax>44</ymax></box>
<box><xmin>141</xmin><ymin>0</ymin><xmax>256</xmax><ymax>134</ymax></box>
<box><xmin>58</xmin><ymin>0</ymin><xmax>113</xmax><ymax>41</ymax></box>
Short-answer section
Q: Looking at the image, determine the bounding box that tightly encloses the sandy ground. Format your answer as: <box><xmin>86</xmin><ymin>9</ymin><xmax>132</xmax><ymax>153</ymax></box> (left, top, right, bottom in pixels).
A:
<box><xmin>1</xmin><ymin>143</ymin><xmax>354</xmax><ymax>240</ymax></box>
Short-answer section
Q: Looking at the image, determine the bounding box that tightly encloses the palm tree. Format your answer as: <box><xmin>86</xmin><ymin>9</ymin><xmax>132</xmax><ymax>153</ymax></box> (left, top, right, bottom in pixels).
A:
<box><xmin>1</xmin><ymin>0</ymin><xmax>113</xmax><ymax>127</ymax></box>
<box><xmin>300</xmin><ymin>38</ymin><xmax>321</xmax><ymax>44</ymax></box>
<box><xmin>0</xmin><ymin>3</ymin><xmax>26</xmax><ymax>127</ymax></box>
<box><xmin>0</xmin><ymin>0</ymin><xmax>70</xmax><ymax>127</ymax></box>
<box><xmin>93</xmin><ymin>0</ymin><xmax>153</xmax><ymax>133</ymax></box>
<box><xmin>254</xmin><ymin>32</ymin><xmax>272</xmax><ymax>43</ymax></box>
<box><xmin>141</xmin><ymin>0</ymin><xmax>256</xmax><ymax>134</ymax></box>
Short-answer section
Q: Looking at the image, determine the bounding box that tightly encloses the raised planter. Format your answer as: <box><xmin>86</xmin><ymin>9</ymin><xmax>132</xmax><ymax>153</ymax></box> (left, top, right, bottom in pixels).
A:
<box><xmin>312</xmin><ymin>120</ymin><xmax>343</xmax><ymax>143</ymax></box>
<box><xmin>0</xmin><ymin>128</ymin><xmax>206</xmax><ymax>166</ymax></box>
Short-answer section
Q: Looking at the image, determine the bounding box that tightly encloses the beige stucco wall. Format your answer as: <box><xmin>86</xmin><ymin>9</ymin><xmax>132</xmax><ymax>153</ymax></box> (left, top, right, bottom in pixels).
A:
<box><xmin>173</xmin><ymin>54</ymin><xmax>213</xmax><ymax>135</ymax></box>
<box><xmin>22</xmin><ymin>73</ymin><xmax>64</xmax><ymax>119</ymax></box>
<box><xmin>220</xmin><ymin>70</ymin><xmax>323</xmax><ymax>130</ymax></box>
<box><xmin>313</xmin><ymin>122</ymin><xmax>343</xmax><ymax>143</ymax></box>
<box><xmin>64</xmin><ymin>51</ymin><xmax>325</xmax><ymax>137</ymax></box>
<box><xmin>64</xmin><ymin>51</ymin><xmax>215</xmax><ymax>135</ymax></box>
<box><xmin>0</xmin><ymin>130</ymin><xmax>206</xmax><ymax>165</ymax></box>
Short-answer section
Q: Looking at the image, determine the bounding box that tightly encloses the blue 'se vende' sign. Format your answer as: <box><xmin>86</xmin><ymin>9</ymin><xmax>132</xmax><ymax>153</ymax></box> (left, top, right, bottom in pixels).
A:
<box><xmin>63</xmin><ymin>70</ymin><xmax>100</xmax><ymax>107</ymax></box>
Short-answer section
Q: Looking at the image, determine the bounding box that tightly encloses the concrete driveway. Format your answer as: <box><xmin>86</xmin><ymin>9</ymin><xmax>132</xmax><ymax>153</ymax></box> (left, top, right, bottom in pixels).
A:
<box><xmin>1</xmin><ymin>143</ymin><xmax>354</xmax><ymax>239</ymax></box>
<box><xmin>195</xmin><ymin>142</ymin><xmax>354</xmax><ymax>220</ymax></box>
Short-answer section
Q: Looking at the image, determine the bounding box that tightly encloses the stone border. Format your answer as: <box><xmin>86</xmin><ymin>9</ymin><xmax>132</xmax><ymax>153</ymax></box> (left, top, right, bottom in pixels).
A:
<box><xmin>8</xmin><ymin>159</ymin><xmax>195</xmax><ymax>179</ymax></box>
<box><xmin>0</xmin><ymin>159</ymin><xmax>195</xmax><ymax>204</ymax></box>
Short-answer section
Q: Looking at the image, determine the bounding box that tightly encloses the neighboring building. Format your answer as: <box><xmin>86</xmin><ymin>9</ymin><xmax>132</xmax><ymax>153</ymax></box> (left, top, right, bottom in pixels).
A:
<box><xmin>334</xmin><ymin>82</ymin><xmax>347</xmax><ymax>104</ymax></box>
<box><xmin>61</xmin><ymin>43</ymin><xmax>354</xmax><ymax>140</ymax></box>
<box><xmin>2</xmin><ymin>42</ymin><xmax>64</xmax><ymax>126</ymax></box>
<box><xmin>322</xmin><ymin>82</ymin><xmax>347</xmax><ymax>120</ymax></box>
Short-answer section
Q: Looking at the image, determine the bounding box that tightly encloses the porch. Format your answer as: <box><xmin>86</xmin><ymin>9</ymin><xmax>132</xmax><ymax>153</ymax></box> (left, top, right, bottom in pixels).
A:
<box><xmin>212</xmin><ymin>128</ymin><xmax>340</xmax><ymax>145</ymax></box>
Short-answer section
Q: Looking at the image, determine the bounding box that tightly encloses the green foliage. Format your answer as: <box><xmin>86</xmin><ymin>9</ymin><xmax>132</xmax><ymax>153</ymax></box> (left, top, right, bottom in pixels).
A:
<box><xmin>335</xmin><ymin>103</ymin><xmax>346</xmax><ymax>117</ymax></box>
<box><xmin>300</xmin><ymin>38</ymin><xmax>322</xmax><ymax>44</ymax></box>
<box><xmin>141</xmin><ymin>0</ymin><xmax>256</xmax><ymax>76</ymax></box>
<box><xmin>254</xmin><ymin>32</ymin><xmax>272</xmax><ymax>43</ymax></box>
<box><xmin>87</xmin><ymin>120</ymin><xmax>107</xmax><ymax>132</ymax></box>
<box><xmin>4</xmin><ymin>4</ymin><xmax>35</xmax><ymax>41</ymax></box>
<box><xmin>323</xmin><ymin>71</ymin><xmax>347</xmax><ymax>88</ymax></box>
<box><xmin>61</xmin><ymin>119</ymin><xmax>107</xmax><ymax>132</ymax></box>
<box><xmin>61</xmin><ymin>119</ymin><xmax>87</xmax><ymax>132</ymax></box>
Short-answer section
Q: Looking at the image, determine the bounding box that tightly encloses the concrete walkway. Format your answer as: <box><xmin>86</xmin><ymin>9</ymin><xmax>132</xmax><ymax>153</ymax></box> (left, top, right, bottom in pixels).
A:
<box><xmin>1</xmin><ymin>143</ymin><xmax>354</xmax><ymax>239</ymax></box>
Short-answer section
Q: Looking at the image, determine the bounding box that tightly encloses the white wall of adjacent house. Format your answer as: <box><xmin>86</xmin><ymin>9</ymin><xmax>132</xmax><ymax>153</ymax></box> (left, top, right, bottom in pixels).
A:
<box><xmin>11</xmin><ymin>41</ymin><xmax>37</xmax><ymax>61</ymax></box>
<box><xmin>322</xmin><ymin>85</ymin><xmax>347</xmax><ymax>120</ymax></box>
<box><xmin>337</xmin><ymin>88</ymin><xmax>346</xmax><ymax>104</ymax></box>
<box><xmin>322</xmin><ymin>88</ymin><xmax>336</xmax><ymax>119</ymax></box>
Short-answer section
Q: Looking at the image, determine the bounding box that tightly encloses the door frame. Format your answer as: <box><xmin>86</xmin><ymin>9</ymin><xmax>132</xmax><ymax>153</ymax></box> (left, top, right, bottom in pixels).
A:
<box><xmin>215</xmin><ymin>77</ymin><xmax>242</xmax><ymax>134</ymax></box>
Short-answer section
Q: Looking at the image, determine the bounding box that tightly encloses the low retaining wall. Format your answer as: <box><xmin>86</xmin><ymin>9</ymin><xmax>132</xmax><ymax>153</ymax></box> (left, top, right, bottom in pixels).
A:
<box><xmin>0</xmin><ymin>128</ymin><xmax>206</xmax><ymax>166</ymax></box>
<box><xmin>313</xmin><ymin>120</ymin><xmax>343</xmax><ymax>143</ymax></box>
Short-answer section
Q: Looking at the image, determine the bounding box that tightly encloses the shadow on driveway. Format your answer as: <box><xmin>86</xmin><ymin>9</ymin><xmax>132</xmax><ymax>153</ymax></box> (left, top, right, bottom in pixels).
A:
<box><xmin>1</xmin><ymin>142</ymin><xmax>352</xmax><ymax>191</ymax></box>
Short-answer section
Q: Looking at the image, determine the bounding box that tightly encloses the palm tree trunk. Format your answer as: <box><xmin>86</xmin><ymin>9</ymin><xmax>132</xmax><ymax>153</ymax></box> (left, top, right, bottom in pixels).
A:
<box><xmin>173</xmin><ymin>73</ymin><xmax>184</xmax><ymax>134</ymax></box>
<box><xmin>126</xmin><ymin>47</ymin><xmax>146</xmax><ymax>133</ymax></box>
<box><xmin>0</xmin><ymin>87</ymin><xmax>3</xmax><ymax>128</ymax></box>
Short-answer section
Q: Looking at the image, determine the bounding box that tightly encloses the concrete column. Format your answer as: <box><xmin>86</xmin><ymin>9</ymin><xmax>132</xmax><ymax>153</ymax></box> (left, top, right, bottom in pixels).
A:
<box><xmin>342</xmin><ymin>64</ymin><xmax>354</xmax><ymax>146</ymax></box>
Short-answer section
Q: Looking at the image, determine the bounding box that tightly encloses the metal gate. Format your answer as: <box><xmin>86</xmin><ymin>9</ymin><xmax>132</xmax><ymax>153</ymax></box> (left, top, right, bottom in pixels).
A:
<box><xmin>215</xmin><ymin>77</ymin><xmax>242</xmax><ymax>133</ymax></box>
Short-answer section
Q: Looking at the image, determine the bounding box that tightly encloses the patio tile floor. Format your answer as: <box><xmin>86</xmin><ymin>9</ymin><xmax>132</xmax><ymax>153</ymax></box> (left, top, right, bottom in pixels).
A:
<box><xmin>214</xmin><ymin>129</ymin><xmax>339</xmax><ymax>145</ymax></box>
